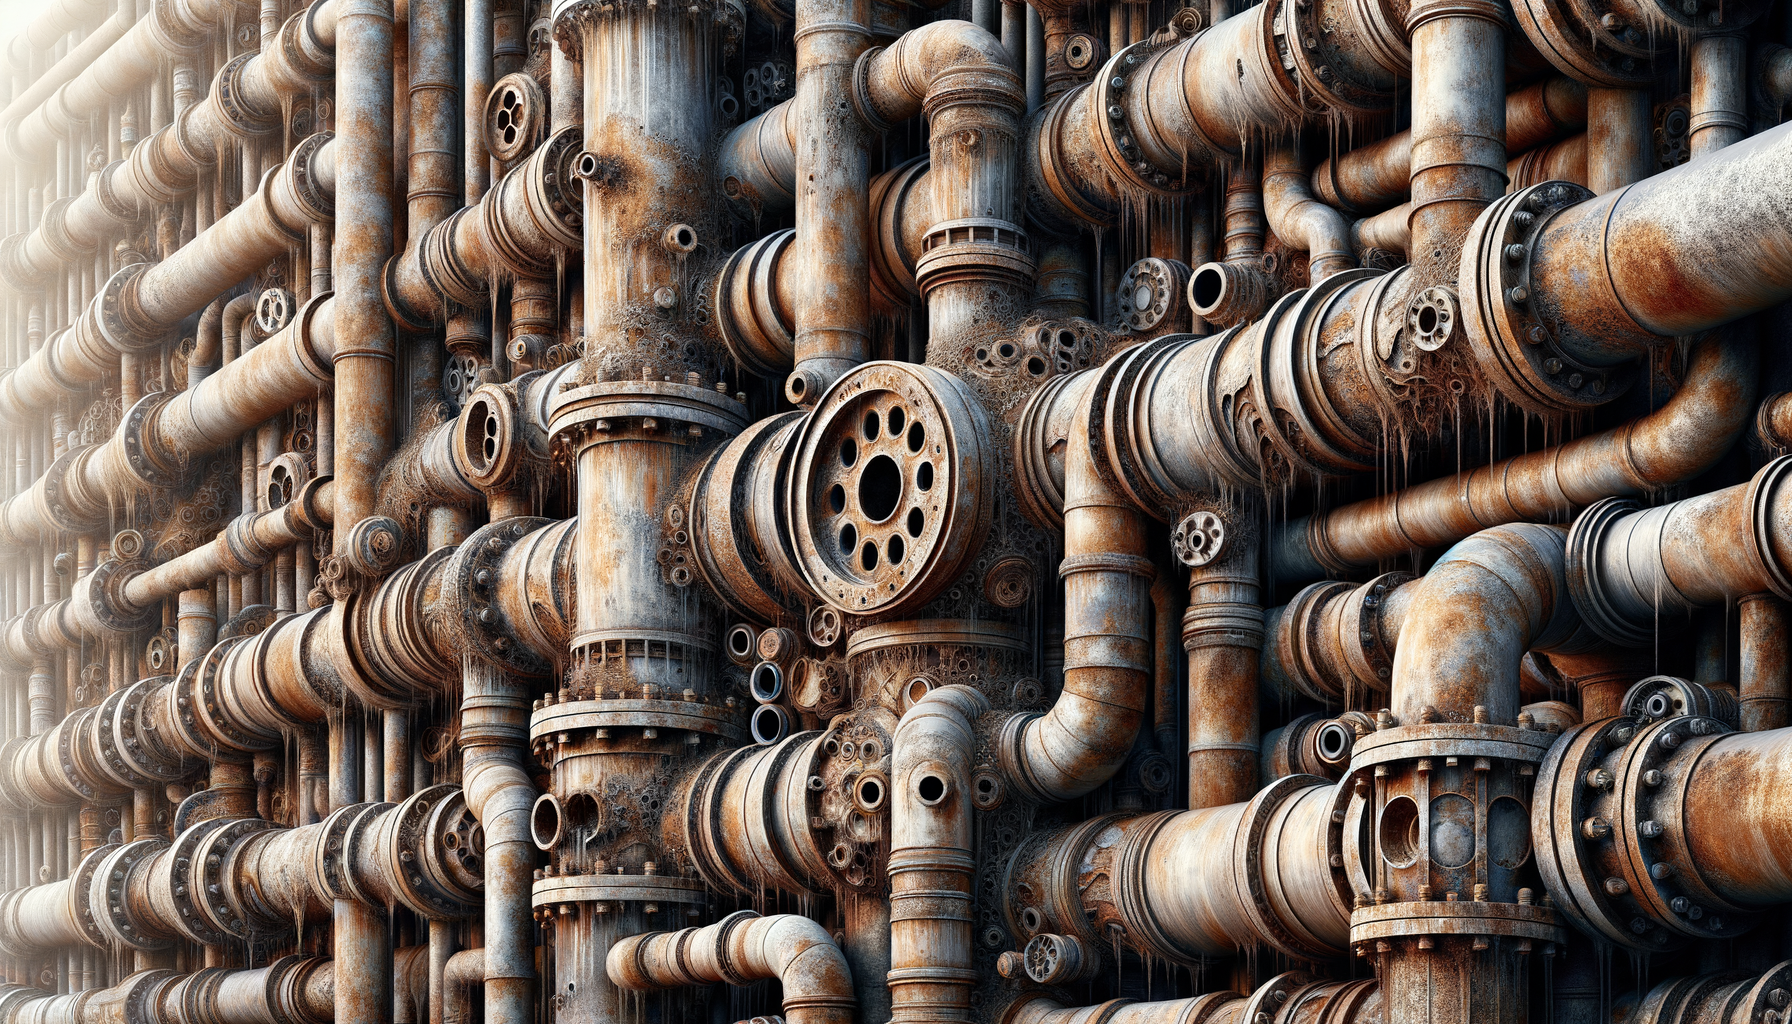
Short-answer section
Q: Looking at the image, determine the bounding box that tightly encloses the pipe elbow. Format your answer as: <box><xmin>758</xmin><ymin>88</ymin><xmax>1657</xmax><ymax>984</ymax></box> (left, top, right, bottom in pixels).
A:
<box><xmin>463</xmin><ymin>757</ymin><xmax>536</xmax><ymax>840</ymax></box>
<box><xmin>740</xmin><ymin>914</ymin><xmax>855</xmax><ymax>1006</ymax></box>
<box><xmin>1263</xmin><ymin>150</ymin><xmax>1353</xmax><ymax>281</ymax></box>
<box><xmin>863</xmin><ymin>20</ymin><xmax>1020</xmax><ymax>125</ymax></box>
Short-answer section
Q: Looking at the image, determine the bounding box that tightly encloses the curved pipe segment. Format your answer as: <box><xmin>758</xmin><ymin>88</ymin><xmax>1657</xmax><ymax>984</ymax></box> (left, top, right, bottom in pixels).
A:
<box><xmin>609</xmin><ymin>911</ymin><xmax>855</xmax><ymax>1024</ymax></box>
<box><xmin>1262</xmin><ymin>140</ymin><xmax>1354</xmax><ymax>282</ymax></box>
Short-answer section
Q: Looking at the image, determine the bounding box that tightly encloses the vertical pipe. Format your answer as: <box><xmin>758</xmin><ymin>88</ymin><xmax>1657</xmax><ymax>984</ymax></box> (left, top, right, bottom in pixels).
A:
<box><xmin>1183</xmin><ymin>508</ymin><xmax>1261</xmax><ymax>809</ymax></box>
<box><xmin>787</xmin><ymin>0</ymin><xmax>873</xmax><ymax>403</ymax></box>
<box><xmin>1740</xmin><ymin>594</ymin><xmax>1790</xmax><ymax>732</ymax></box>
<box><xmin>1689</xmin><ymin>31</ymin><xmax>1747</xmax><ymax>159</ymax></box>
<box><xmin>1584</xmin><ymin>88</ymin><xmax>1652</xmax><ymax>193</ymax></box>
<box><xmin>466</xmin><ymin>0</ymin><xmax>493</xmax><ymax>203</ymax></box>
<box><xmin>1024</xmin><ymin>5</ymin><xmax>1044</xmax><ymax>113</ymax></box>
<box><xmin>333</xmin><ymin>0</ymin><xmax>399</xmax><ymax>533</ymax></box>
<box><xmin>1000</xmin><ymin>0</ymin><xmax>1023</xmax><ymax>64</ymax></box>
<box><xmin>385</xmin><ymin>710</ymin><xmax>411</xmax><ymax>801</ymax></box>
<box><xmin>1404</xmin><ymin>0</ymin><xmax>1504</xmax><ymax>283</ymax></box>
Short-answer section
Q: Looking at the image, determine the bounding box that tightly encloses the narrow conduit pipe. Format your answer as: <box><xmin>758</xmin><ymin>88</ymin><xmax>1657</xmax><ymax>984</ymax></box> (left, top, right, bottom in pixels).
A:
<box><xmin>1262</xmin><ymin>139</ymin><xmax>1353</xmax><ymax>282</ymax></box>
<box><xmin>1272</xmin><ymin>329</ymin><xmax>1758</xmax><ymax>581</ymax></box>
<box><xmin>459</xmin><ymin>659</ymin><xmax>537</xmax><ymax>1024</ymax></box>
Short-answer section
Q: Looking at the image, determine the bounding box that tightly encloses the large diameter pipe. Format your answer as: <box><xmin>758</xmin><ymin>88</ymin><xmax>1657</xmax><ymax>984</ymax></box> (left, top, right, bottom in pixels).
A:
<box><xmin>1469</xmin><ymin>120</ymin><xmax>1792</xmax><ymax>365</ymax></box>
<box><xmin>1404</xmin><ymin>0</ymin><xmax>1505</xmax><ymax>283</ymax></box>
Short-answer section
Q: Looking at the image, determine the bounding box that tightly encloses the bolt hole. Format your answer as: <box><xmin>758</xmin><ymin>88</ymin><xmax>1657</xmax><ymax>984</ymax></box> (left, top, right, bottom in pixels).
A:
<box><xmin>829</xmin><ymin>484</ymin><xmax>846</xmax><ymax>514</ymax></box>
<box><xmin>861</xmin><ymin>541</ymin><xmax>879</xmax><ymax>571</ymax></box>
<box><xmin>907</xmin><ymin>423</ymin><xmax>925</xmax><ymax>452</ymax></box>
<box><xmin>1416</xmin><ymin>305</ymin><xmax>1439</xmax><ymax>334</ymax></box>
<box><xmin>887</xmin><ymin>534</ymin><xmax>905</xmax><ymax>564</ymax></box>
<box><xmin>864</xmin><ymin>410</ymin><xmax>881</xmax><ymax>440</ymax></box>
<box><xmin>839</xmin><ymin>436</ymin><xmax>857</xmax><ymax>467</ymax></box>
<box><xmin>916</xmin><ymin>462</ymin><xmax>934</xmax><ymax>491</ymax></box>
<box><xmin>839</xmin><ymin>522</ymin><xmax>858</xmax><ymax>555</ymax></box>
<box><xmin>888</xmin><ymin>407</ymin><xmax>906</xmax><ymax>436</ymax></box>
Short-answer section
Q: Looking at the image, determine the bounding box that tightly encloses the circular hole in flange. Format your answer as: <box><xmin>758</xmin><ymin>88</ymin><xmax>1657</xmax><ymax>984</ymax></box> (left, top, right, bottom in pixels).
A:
<box><xmin>916</xmin><ymin>462</ymin><xmax>934</xmax><ymax>491</ymax></box>
<box><xmin>888</xmin><ymin>407</ymin><xmax>906</xmax><ymax>436</ymax></box>
<box><xmin>861</xmin><ymin>541</ymin><xmax>879</xmax><ymax>572</ymax></box>
<box><xmin>858</xmin><ymin>455</ymin><xmax>902</xmax><ymax>522</ymax></box>
<box><xmin>856</xmin><ymin>776</ymin><xmax>884</xmax><ymax>811</ymax></box>
<box><xmin>1416</xmin><ymin>305</ymin><xmax>1439</xmax><ymax>334</ymax></box>
<box><xmin>864</xmin><ymin>410</ymin><xmax>881</xmax><ymax>440</ymax></box>
<box><xmin>907</xmin><ymin>423</ymin><xmax>926</xmax><ymax>452</ymax></box>
<box><xmin>839</xmin><ymin>436</ymin><xmax>858</xmax><ymax>467</ymax></box>
<box><xmin>907</xmin><ymin>508</ymin><xmax>924</xmax><ymax>537</ymax></box>
<box><xmin>829</xmin><ymin>484</ymin><xmax>846</xmax><ymax>514</ymax></box>
<box><xmin>839</xmin><ymin>522</ymin><xmax>858</xmax><ymax>555</ymax></box>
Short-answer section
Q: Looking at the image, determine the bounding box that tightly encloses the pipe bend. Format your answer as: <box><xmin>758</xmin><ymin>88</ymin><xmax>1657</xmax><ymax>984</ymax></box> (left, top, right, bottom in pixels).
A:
<box><xmin>1262</xmin><ymin>143</ymin><xmax>1353</xmax><ymax>281</ymax></box>
<box><xmin>862</xmin><ymin>19</ymin><xmax>1020</xmax><ymax>125</ymax></box>
<box><xmin>1003</xmin><ymin>374</ymin><xmax>1150</xmax><ymax>802</ymax></box>
<box><xmin>609</xmin><ymin>913</ymin><xmax>854</xmax><ymax>1024</ymax></box>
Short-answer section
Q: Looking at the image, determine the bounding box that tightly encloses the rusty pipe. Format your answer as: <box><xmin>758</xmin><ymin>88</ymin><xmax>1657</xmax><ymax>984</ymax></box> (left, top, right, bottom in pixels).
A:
<box><xmin>1000</xmin><ymin>370</ymin><xmax>1149</xmax><ymax>801</ymax></box>
<box><xmin>1273</xmin><ymin>329</ymin><xmax>1757</xmax><ymax>580</ymax></box>
<box><xmin>1585</xmin><ymin>88</ymin><xmax>1652</xmax><ymax>193</ymax></box>
<box><xmin>1312</xmin><ymin>78</ymin><xmax>1586</xmax><ymax>214</ymax></box>
<box><xmin>442</xmin><ymin>948</ymin><xmax>483</xmax><ymax>1024</ymax></box>
<box><xmin>189</xmin><ymin>291</ymin><xmax>253</xmax><ymax>389</ymax></box>
<box><xmin>609</xmin><ymin>912</ymin><xmax>854</xmax><ymax>1024</ymax></box>
<box><xmin>0</xmin><ymin>137</ymin><xmax>336</xmax><ymax>424</ymax></box>
<box><xmin>1505</xmin><ymin>133</ymin><xmax>1586</xmax><ymax>191</ymax></box>
<box><xmin>889</xmin><ymin>684</ymin><xmax>986</xmax><ymax>1024</ymax></box>
<box><xmin>1404</xmin><ymin>0</ymin><xmax>1506</xmax><ymax>285</ymax></box>
<box><xmin>1739</xmin><ymin>595</ymin><xmax>1790</xmax><ymax>732</ymax></box>
<box><xmin>1462</xmin><ymin>121</ymin><xmax>1792</xmax><ymax>402</ymax></box>
<box><xmin>1689</xmin><ymin>31</ymin><xmax>1747</xmax><ymax>159</ymax></box>
<box><xmin>4</xmin><ymin>0</ymin><xmax>236</xmax><ymax>160</ymax></box>
<box><xmin>1262</xmin><ymin>139</ymin><xmax>1353</xmax><ymax>282</ymax></box>
<box><xmin>459</xmin><ymin>659</ymin><xmax>536</xmax><ymax>1024</ymax></box>
<box><xmin>784</xmin><ymin>0</ymin><xmax>876</xmax><ymax>405</ymax></box>
<box><xmin>1181</xmin><ymin>505</ymin><xmax>1262</xmax><ymax>809</ymax></box>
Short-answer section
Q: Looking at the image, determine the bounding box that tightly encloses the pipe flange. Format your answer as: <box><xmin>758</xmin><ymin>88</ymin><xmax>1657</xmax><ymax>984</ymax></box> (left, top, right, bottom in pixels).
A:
<box><xmin>284</xmin><ymin>131</ymin><xmax>337</xmax><ymax>223</ymax></box>
<box><xmin>1091</xmin><ymin>336</ymin><xmax>1192</xmax><ymax>518</ymax></box>
<box><xmin>190</xmin><ymin>634</ymin><xmax>275</xmax><ymax>755</ymax></box>
<box><xmin>86</xmin><ymin>557</ymin><xmax>159</xmax><ymax>634</ymax></box>
<box><xmin>37</xmin><ymin>445</ymin><xmax>101</xmax><ymax>533</ymax></box>
<box><xmin>164</xmin><ymin>819</ymin><xmax>232</xmax><ymax>947</ymax></box>
<box><xmin>1565</xmin><ymin>496</ymin><xmax>1652</xmax><ymax>647</ymax></box>
<box><xmin>96</xmin><ymin>263</ymin><xmax>158</xmax><ymax>354</ymax></box>
<box><xmin>90</xmin><ymin>684</ymin><xmax>155</xmax><ymax>789</ymax></box>
<box><xmin>172</xmin><ymin>969</ymin><xmax>230</xmax><ymax>1024</ymax></box>
<box><xmin>395</xmin><ymin>784</ymin><xmax>484</xmax><ymax>918</ymax></box>
<box><xmin>1094</xmin><ymin>41</ymin><xmax>1201</xmax><ymax>197</ymax></box>
<box><xmin>913</xmin><ymin>217</ymin><xmax>1035</xmax><ymax>298</ymax></box>
<box><xmin>114</xmin><ymin>677</ymin><xmax>188</xmax><ymax>782</ymax></box>
<box><xmin>37</xmin><ymin>196</ymin><xmax>83</xmax><ymax>265</ymax></box>
<box><xmin>1341</xmin><ymin>571</ymin><xmax>1414</xmax><ymax>693</ymax></box>
<box><xmin>521</xmin><ymin>125</ymin><xmax>586</xmax><ymax>252</ymax></box>
<box><xmin>715</xmin><ymin>229</ymin><xmax>796</xmax><ymax>378</ymax></box>
<box><xmin>1240</xmin><ymin>971</ymin><xmax>1318</xmax><ymax>1024</ymax></box>
<box><xmin>452</xmin><ymin>384</ymin><xmax>528</xmax><ymax>491</ymax></box>
<box><xmin>1116</xmin><ymin>258</ymin><xmax>1191</xmax><ymax>334</ymax></box>
<box><xmin>1234</xmin><ymin>775</ymin><xmax>1343</xmax><ymax>960</ymax></box>
<box><xmin>113</xmin><ymin>968</ymin><xmax>176</xmax><ymax>1024</ymax></box>
<box><xmin>1279</xmin><ymin>0</ymin><xmax>1397</xmax><ymax>112</ymax></box>
<box><xmin>1462</xmin><ymin>181</ymin><xmax>1635</xmax><ymax>414</ymax></box>
<box><xmin>191</xmin><ymin>817</ymin><xmax>280</xmax><ymax>941</ymax></box>
<box><xmin>486</xmin><ymin>73</ymin><xmax>547</xmax><ymax>166</ymax></box>
<box><xmin>1744</xmin><ymin>455</ymin><xmax>1792</xmax><ymax>601</ymax></box>
<box><xmin>1621</xmin><ymin>675</ymin><xmax>1740</xmax><ymax>728</ymax></box>
<box><xmin>787</xmin><ymin>361</ymin><xmax>993</xmax><ymax>617</ymax></box>
<box><xmin>1510</xmin><ymin>0</ymin><xmax>1654</xmax><ymax>86</ymax></box>
<box><xmin>1262</xmin><ymin>268</ymin><xmax>1384</xmax><ymax>477</ymax></box>
<box><xmin>681</xmin><ymin>746</ymin><xmax>762</xmax><ymax>895</ymax></box>
<box><xmin>1111</xmin><ymin>809</ymin><xmax>1212</xmax><ymax>964</ymax></box>
<box><xmin>122</xmin><ymin>391</ymin><xmax>182</xmax><ymax>488</ymax></box>
<box><xmin>67</xmin><ymin>705</ymin><xmax>122</xmax><ymax>801</ymax></box>
<box><xmin>443</xmin><ymin>517</ymin><xmax>555</xmax><ymax>678</ymax></box>
<box><xmin>95</xmin><ymin>161</ymin><xmax>137</xmax><ymax>223</ymax></box>
<box><xmin>91</xmin><ymin>838</ymin><xmax>174</xmax><ymax>950</ymax></box>
<box><xmin>67</xmin><ymin>843</ymin><xmax>117</xmax><ymax>948</ymax></box>
<box><xmin>311</xmin><ymin>802</ymin><xmax>385</xmax><ymax>904</ymax></box>
<box><xmin>549</xmin><ymin>377</ymin><xmax>751</xmax><ymax>448</ymax></box>
<box><xmin>211</xmin><ymin>53</ymin><xmax>280</xmax><ymax>139</ymax></box>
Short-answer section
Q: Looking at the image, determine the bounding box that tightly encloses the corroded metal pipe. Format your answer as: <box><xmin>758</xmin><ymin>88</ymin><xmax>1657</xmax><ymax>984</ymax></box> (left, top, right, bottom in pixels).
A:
<box><xmin>609</xmin><ymin>912</ymin><xmax>854</xmax><ymax>1024</ymax></box>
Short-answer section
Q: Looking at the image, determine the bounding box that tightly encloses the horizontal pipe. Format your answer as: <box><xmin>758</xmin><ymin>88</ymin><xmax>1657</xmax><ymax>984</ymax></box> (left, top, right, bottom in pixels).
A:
<box><xmin>609</xmin><ymin>912</ymin><xmax>854</xmax><ymax>1024</ymax></box>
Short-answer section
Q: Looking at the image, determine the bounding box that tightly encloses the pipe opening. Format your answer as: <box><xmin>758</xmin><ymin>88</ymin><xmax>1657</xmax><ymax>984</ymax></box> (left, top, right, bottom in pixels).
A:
<box><xmin>854</xmin><ymin>773</ymin><xmax>886</xmax><ymax>812</ymax></box>
<box><xmin>1379</xmin><ymin>795</ymin><xmax>1421</xmax><ymax>868</ymax></box>
<box><xmin>750</xmin><ymin>662</ymin><xmax>784</xmax><ymax>703</ymax></box>
<box><xmin>859</xmin><ymin>455</ymin><xmax>901</xmax><ymax>522</ymax></box>
<box><xmin>1316</xmin><ymin>721</ymin><xmax>1354</xmax><ymax>765</ymax></box>
<box><xmin>750</xmin><ymin>703</ymin><xmax>790</xmax><ymax>745</ymax></box>
<box><xmin>916</xmin><ymin>772</ymin><xmax>948</xmax><ymax>805</ymax></box>
<box><xmin>1191</xmin><ymin>265</ymin><xmax>1225</xmax><ymax>309</ymax></box>
<box><xmin>530</xmin><ymin>792</ymin><xmax>563</xmax><ymax>850</ymax></box>
<box><xmin>726</xmin><ymin>624</ymin><xmax>759</xmax><ymax>664</ymax></box>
